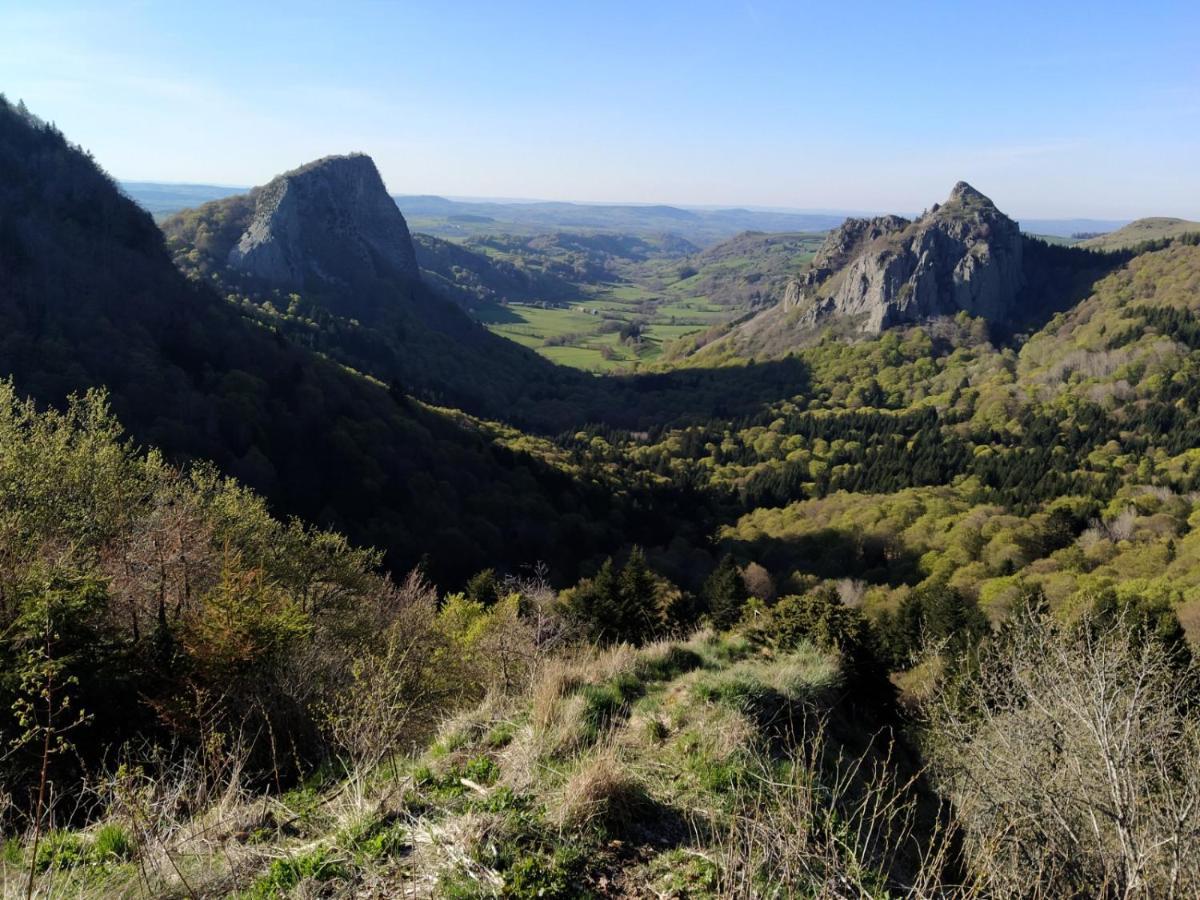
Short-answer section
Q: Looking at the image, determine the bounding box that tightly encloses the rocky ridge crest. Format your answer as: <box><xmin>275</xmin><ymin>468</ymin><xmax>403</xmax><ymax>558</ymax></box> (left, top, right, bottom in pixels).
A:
<box><xmin>781</xmin><ymin>182</ymin><xmax>1023</xmax><ymax>332</ymax></box>
<box><xmin>228</xmin><ymin>154</ymin><xmax>419</xmax><ymax>314</ymax></box>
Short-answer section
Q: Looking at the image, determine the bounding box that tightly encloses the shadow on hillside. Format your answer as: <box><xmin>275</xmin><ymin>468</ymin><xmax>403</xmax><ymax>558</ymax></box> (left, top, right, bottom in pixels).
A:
<box><xmin>470</xmin><ymin>303</ymin><xmax>527</xmax><ymax>325</ymax></box>
<box><xmin>722</xmin><ymin>527</ymin><xmax>924</xmax><ymax>588</ymax></box>
<box><xmin>521</xmin><ymin>243</ymin><xmax>1140</xmax><ymax>433</ymax></box>
<box><xmin>522</xmin><ymin>355</ymin><xmax>814</xmax><ymax>433</ymax></box>
<box><xmin>1006</xmin><ymin>238</ymin><xmax>1132</xmax><ymax>338</ymax></box>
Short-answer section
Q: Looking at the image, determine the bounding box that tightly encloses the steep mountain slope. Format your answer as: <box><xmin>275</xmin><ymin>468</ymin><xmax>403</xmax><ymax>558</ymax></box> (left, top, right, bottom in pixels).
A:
<box><xmin>162</xmin><ymin>164</ymin><xmax>608</xmax><ymax>425</ymax></box>
<box><xmin>163</xmin><ymin>184</ymin><xmax>824</xmax><ymax>433</ymax></box>
<box><xmin>0</xmin><ymin>97</ymin><xmax>625</xmax><ymax>585</ymax></box>
<box><xmin>1080</xmin><ymin>216</ymin><xmax>1200</xmax><ymax>251</ymax></box>
<box><xmin>676</xmin><ymin>184</ymin><xmax>1126</xmax><ymax>361</ymax></box>
<box><xmin>225</xmin><ymin>154</ymin><xmax>420</xmax><ymax>319</ymax></box>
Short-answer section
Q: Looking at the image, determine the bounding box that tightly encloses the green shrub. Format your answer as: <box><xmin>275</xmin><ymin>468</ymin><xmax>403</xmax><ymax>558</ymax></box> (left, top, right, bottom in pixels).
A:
<box><xmin>770</xmin><ymin>587</ymin><xmax>872</xmax><ymax>658</ymax></box>
<box><xmin>347</xmin><ymin>818</ymin><xmax>409</xmax><ymax>861</ymax></box>
<box><xmin>502</xmin><ymin>848</ymin><xmax>582</xmax><ymax>898</ymax></box>
<box><xmin>91</xmin><ymin>823</ymin><xmax>134</xmax><ymax>863</ymax></box>
<box><xmin>34</xmin><ymin>830</ymin><xmax>87</xmax><ymax>872</ymax></box>
<box><xmin>245</xmin><ymin>848</ymin><xmax>346</xmax><ymax>898</ymax></box>
<box><xmin>464</xmin><ymin>755</ymin><xmax>500</xmax><ymax>785</ymax></box>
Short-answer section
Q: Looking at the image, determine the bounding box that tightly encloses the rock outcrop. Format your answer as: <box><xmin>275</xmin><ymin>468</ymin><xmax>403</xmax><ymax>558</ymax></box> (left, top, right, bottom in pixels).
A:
<box><xmin>228</xmin><ymin>154</ymin><xmax>419</xmax><ymax>315</ymax></box>
<box><xmin>781</xmin><ymin>182</ymin><xmax>1023</xmax><ymax>332</ymax></box>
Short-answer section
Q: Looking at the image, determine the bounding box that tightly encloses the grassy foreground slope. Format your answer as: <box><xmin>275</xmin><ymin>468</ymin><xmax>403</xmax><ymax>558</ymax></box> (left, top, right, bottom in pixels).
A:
<box><xmin>2</xmin><ymin>629</ymin><xmax>927</xmax><ymax>899</ymax></box>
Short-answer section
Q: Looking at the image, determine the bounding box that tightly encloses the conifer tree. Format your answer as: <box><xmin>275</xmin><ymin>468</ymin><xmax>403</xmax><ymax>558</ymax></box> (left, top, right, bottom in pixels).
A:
<box><xmin>703</xmin><ymin>554</ymin><xmax>749</xmax><ymax>630</ymax></box>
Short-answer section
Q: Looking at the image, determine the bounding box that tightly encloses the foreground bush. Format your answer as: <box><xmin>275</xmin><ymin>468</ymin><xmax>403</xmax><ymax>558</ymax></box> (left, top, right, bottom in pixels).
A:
<box><xmin>924</xmin><ymin>609</ymin><xmax>1200</xmax><ymax>899</ymax></box>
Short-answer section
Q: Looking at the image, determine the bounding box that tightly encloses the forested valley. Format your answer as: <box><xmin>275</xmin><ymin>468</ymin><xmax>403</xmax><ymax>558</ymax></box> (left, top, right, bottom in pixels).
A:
<box><xmin>2</xmin><ymin>94</ymin><xmax>1200</xmax><ymax>898</ymax></box>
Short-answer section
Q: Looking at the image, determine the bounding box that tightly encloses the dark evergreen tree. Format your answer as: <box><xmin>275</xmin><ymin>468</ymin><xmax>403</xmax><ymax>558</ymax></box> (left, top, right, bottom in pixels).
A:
<box><xmin>703</xmin><ymin>554</ymin><xmax>750</xmax><ymax>630</ymax></box>
<box><xmin>568</xmin><ymin>558</ymin><xmax>621</xmax><ymax>643</ymax></box>
<box><xmin>615</xmin><ymin>546</ymin><xmax>659</xmax><ymax>645</ymax></box>
<box><xmin>465</xmin><ymin>568</ymin><xmax>499</xmax><ymax>606</ymax></box>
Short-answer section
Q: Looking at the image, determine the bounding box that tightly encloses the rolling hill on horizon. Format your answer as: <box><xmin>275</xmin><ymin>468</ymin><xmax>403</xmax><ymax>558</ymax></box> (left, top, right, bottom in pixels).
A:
<box><xmin>121</xmin><ymin>179</ymin><xmax>1138</xmax><ymax>242</ymax></box>
<box><xmin>1079</xmin><ymin>216</ymin><xmax>1200</xmax><ymax>251</ymax></box>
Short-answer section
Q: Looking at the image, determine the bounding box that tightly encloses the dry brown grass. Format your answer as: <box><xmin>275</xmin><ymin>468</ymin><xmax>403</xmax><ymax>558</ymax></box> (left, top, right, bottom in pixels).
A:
<box><xmin>555</xmin><ymin>749</ymin><xmax>652</xmax><ymax>836</ymax></box>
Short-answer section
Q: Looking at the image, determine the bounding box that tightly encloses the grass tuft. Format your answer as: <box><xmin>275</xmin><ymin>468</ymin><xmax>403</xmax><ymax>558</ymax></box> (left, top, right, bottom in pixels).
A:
<box><xmin>557</xmin><ymin>751</ymin><xmax>654</xmax><ymax>836</ymax></box>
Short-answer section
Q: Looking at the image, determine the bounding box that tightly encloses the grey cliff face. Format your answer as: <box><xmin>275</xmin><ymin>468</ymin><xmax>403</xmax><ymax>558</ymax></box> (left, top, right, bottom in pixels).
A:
<box><xmin>228</xmin><ymin>154</ymin><xmax>419</xmax><ymax>311</ymax></box>
<box><xmin>782</xmin><ymin>182</ymin><xmax>1023</xmax><ymax>332</ymax></box>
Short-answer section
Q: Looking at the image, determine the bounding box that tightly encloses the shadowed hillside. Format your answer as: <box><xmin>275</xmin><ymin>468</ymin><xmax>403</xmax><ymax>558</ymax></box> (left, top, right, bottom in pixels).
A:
<box><xmin>0</xmin><ymin>97</ymin><xmax>638</xmax><ymax>586</ymax></box>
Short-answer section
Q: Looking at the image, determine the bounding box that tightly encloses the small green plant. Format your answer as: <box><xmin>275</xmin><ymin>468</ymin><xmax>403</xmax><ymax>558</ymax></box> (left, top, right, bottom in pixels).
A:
<box><xmin>347</xmin><ymin>817</ymin><xmax>409</xmax><ymax>861</ymax></box>
<box><xmin>481</xmin><ymin>785</ymin><xmax>527</xmax><ymax>813</ymax></box>
<box><xmin>437</xmin><ymin>866</ymin><xmax>489</xmax><ymax>899</ymax></box>
<box><xmin>412</xmin><ymin>763</ymin><xmax>435</xmax><ymax>786</ymax></box>
<box><xmin>244</xmin><ymin>847</ymin><xmax>346</xmax><ymax>898</ymax></box>
<box><xmin>650</xmin><ymin>848</ymin><xmax>719</xmax><ymax>895</ymax></box>
<box><xmin>485</xmin><ymin>721</ymin><xmax>517</xmax><ymax>749</ymax></box>
<box><xmin>464</xmin><ymin>755</ymin><xmax>500</xmax><ymax>785</ymax></box>
<box><xmin>2</xmin><ymin>836</ymin><xmax>23</xmax><ymax>866</ymax></box>
<box><xmin>33</xmin><ymin>830</ymin><xmax>86</xmax><ymax>872</ymax></box>
<box><xmin>502</xmin><ymin>847</ymin><xmax>584</xmax><ymax>898</ymax></box>
<box><xmin>91</xmin><ymin>823</ymin><xmax>135</xmax><ymax>863</ymax></box>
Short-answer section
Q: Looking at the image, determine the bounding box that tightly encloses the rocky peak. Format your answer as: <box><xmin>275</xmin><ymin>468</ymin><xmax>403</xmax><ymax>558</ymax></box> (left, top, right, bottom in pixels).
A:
<box><xmin>947</xmin><ymin>180</ymin><xmax>989</xmax><ymax>204</ymax></box>
<box><xmin>790</xmin><ymin>214</ymin><xmax>910</xmax><ymax>298</ymax></box>
<box><xmin>781</xmin><ymin>182</ymin><xmax>1023</xmax><ymax>332</ymax></box>
<box><xmin>228</xmin><ymin>154</ymin><xmax>419</xmax><ymax>316</ymax></box>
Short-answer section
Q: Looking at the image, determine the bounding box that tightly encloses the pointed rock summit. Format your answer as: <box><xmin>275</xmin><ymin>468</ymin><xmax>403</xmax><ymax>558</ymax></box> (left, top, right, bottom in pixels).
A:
<box><xmin>948</xmin><ymin>180</ymin><xmax>987</xmax><ymax>202</ymax></box>
<box><xmin>781</xmin><ymin>182</ymin><xmax>1023</xmax><ymax>332</ymax></box>
<box><xmin>228</xmin><ymin>154</ymin><xmax>419</xmax><ymax>313</ymax></box>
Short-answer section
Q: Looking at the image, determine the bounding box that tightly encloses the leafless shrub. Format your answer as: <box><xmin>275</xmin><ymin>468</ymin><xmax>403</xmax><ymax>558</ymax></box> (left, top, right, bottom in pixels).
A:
<box><xmin>741</xmin><ymin>562</ymin><xmax>776</xmax><ymax>603</ymax></box>
<box><xmin>835</xmin><ymin>577</ymin><xmax>868</xmax><ymax>608</ymax></box>
<box><xmin>503</xmin><ymin>563</ymin><xmax>577</xmax><ymax>654</ymax></box>
<box><xmin>923</xmin><ymin>610</ymin><xmax>1200</xmax><ymax>899</ymax></box>
<box><xmin>709</xmin><ymin>722</ymin><xmax>955</xmax><ymax>898</ymax></box>
<box><xmin>321</xmin><ymin>570</ymin><xmax>455</xmax><ymax>773</ymax></box>
<box><xmin>1088</xmin><ymin>507</ymin><xmax>1139</xmax><ymax>543</ymax></box>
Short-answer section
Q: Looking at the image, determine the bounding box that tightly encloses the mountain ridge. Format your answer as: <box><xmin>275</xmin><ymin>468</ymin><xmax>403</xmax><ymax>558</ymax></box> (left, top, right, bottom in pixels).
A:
<box><xmin>777</xmin><ymin>182</ymin><xmax>1024</xmax><ymax>333</ymax></box>
<box><xmin>0</xmin><ymin>96</ymin><xmax>628</xmax><ymax>584</ymax></box>
<box><xmin>673</xmin><ymin>184</ymin><xmax>1129</xmax><ymax>362</ymax></box>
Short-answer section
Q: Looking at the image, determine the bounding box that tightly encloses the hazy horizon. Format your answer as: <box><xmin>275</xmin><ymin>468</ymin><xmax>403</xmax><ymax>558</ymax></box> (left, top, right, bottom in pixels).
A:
<box><xmin>5</xmin><ymin>1</ymin><xmax>1198</xmax><ymax>219</ymax></box>
<box><xmin>118</xmin><ymin>178</ymin><xmax>1143</xmax><ymax>227</ymax></box>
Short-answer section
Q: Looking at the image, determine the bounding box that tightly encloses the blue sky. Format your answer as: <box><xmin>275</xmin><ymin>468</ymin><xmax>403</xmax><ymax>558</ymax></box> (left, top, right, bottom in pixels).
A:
<box><xmin>2</xmin><ymin>0</ymin><xmax>1198</xmax><ymax>218</ymax></box>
